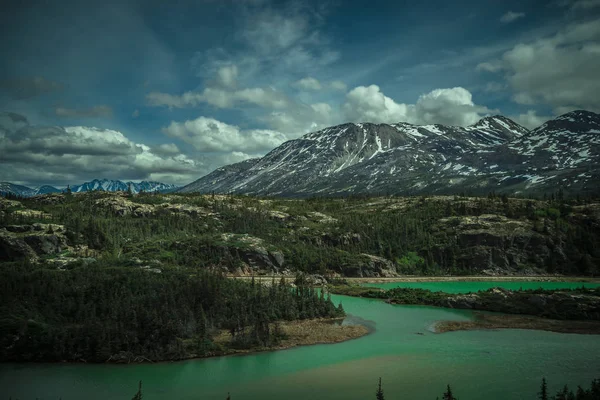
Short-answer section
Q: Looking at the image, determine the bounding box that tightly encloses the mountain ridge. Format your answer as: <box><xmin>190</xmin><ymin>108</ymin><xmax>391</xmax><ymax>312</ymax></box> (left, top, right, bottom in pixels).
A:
<box><xmin>0</xmin><ymin>179</ymin><xmax>179</xmax><ymax>197</ymax></box>
<box><xmin>179</xmin><ymin>110</ymin><xmax>600</xmax><ymax>197</ymax></box>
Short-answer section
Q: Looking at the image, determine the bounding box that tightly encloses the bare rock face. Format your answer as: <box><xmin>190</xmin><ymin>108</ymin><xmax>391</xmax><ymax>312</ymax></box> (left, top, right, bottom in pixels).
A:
<box><xmin>94</xmin><ymin>196</ymin><xmax>154</xmax><ymax>217</ymax></box>
<box><xmin>0</xmin><ymin>223</ymin><xmax>67</xmax><ymax>261</ymax></box>
<box><xmin>219</xmin><ymin>233</ymin><xmax>285</xmax><ymax>273</ymax></box>
<box><xmin>344</xmin><ymin>254</ymin><xmax>398</xmax><ymax>277</ymax></box>
<box><xmin>434</xmin><ymin>214</ymin><xmax>563</xmax><ymax>274</ymax></box>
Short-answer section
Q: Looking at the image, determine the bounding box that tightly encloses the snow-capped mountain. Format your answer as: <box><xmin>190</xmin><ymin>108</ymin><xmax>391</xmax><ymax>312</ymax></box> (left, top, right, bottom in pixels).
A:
<box><xmin>0</xmin><ymin>183</ymin><xmax>61</xmax><ymax>197</ymax></box>
<box><xmin>71</xmin><ymin>179</ymin><xmax>178</xmax><ymax>194</ymax></box>
<box><xmin>0</xmin><ymin>179</ymin><xmax>178</xmax><ymax>197</ymax></box>
<box><xmin>179</xmin><ymin>111</ymin><xmax>600</xmax><ymax>197</ymax></box>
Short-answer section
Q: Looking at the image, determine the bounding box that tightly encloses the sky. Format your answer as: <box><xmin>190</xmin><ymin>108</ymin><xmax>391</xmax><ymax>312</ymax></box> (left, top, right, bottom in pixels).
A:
<box><xmin>1</xmin><ymin>0</ymin><xmax>599</xmax><ymax>187</ymax></box>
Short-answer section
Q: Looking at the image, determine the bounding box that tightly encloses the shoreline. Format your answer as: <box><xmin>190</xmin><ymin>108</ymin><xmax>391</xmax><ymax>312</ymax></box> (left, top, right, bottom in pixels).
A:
<box><xmin>229</xmin><ymin>275</ymin><xmax>600</xmax><ymax>284</ymax></box>
<box><xmin>434</xmin><ymin>312</ymin><xmax>600</xmax><ymax>335</ymax></box>
<box><xmin>346</xmin><ymin>276</ymin><xmax>600</xmax><ymax>284</ymax></box>
<box><xmin>8</xmin><ymin>318</ymin><xmax>370</xmax><ymax>365</ymax></box>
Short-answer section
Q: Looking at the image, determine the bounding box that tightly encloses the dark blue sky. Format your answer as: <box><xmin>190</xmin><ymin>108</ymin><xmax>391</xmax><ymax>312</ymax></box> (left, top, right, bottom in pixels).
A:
<box><xmin>1</xmin><ymin>0</ymin><xmax>599</xmax><ymax>186</ymax></box>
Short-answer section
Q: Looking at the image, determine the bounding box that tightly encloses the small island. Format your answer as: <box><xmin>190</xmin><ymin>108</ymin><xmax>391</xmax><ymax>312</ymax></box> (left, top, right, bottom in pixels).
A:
<box><xmin>330</xmin><ymin>284</ymin><xmax>600</xmax><ymax>334</ymax></box>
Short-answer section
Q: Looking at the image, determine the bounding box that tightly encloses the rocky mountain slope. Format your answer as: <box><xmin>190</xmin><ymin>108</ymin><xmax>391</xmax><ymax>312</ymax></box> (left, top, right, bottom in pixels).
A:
<box><xmin>0</xmin><ymin>182</ymin><xmax>60</xmax><ymax>197</ymax></box>
<box><xmin>180</xmin><ymin>111</ymin><xmax>600</xmax><ymax>197</ymax></box>
<box><xmin>0</xmin><ymin>179</ymin><xmax>178</xmax><ymax>197</ymax></box>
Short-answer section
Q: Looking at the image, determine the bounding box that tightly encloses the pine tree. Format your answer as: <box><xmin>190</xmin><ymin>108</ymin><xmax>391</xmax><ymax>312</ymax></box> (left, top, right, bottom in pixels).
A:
<box><xmin>375</xmin><ymin>377</ymin><xmax>385</xmax><ymax>400</ymax></box>
<box><xmin>539</xmin><ymin>377</ymin><xmax>548</xmax><ymax>400</ymax></box>
<box><xmin>443</xmin><ymin>384</ymin><xmax>456</xmax><ymax>400</ymax></box>
<box><xmin>131</xmin><ymin>380</ymin><xmax>142</xmax><ymax>400</ymax></box>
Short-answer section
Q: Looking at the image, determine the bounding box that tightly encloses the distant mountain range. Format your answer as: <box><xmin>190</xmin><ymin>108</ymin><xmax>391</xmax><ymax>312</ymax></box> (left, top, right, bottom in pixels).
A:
<box><xmin>0</xmin><ymin>179</ymin><xmax>178</xmax><ymax>197</ymax></box>
<box><xmin>179</xmin><ymin>110</ymin><xmax>600</xmax><ymax>197</ymax></box>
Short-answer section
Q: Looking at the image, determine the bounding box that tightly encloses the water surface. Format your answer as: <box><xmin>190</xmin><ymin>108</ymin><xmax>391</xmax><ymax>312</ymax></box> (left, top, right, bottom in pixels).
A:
<box><xmin>2</xmin><ymin>281</ymin><xmax>599</xmax><ymax>400</ymax></box>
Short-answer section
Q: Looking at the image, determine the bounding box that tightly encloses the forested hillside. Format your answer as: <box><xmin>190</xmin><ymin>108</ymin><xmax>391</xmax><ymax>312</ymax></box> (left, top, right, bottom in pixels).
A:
<box><xmin>1</xmin><ymin>191</ymin><xmax>599</xmax><ymax>277</ymax></box>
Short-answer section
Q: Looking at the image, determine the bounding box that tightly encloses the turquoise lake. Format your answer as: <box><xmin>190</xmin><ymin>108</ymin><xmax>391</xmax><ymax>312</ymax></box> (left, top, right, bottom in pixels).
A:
<box><xmin>1</xmin><ymin>281</ymin><xmax>599</xmax><ymax>400</ymax></box>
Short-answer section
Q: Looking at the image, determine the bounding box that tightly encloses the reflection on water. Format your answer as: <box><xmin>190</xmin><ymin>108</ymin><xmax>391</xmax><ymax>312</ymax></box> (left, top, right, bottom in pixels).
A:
<box><xmin>1</xmin><ymin>282</ymin><xmax>599</xmax><ymax>400</ymax></box>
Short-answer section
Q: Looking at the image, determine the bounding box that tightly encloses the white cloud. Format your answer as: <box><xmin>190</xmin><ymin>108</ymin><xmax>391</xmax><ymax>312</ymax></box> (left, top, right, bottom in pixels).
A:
<box><xmin>330</xmin><ymin>80</ymin><xmax>347</xmax><ymax>91</ymax></box>
<box><xmin>511</xmin><ymin>110</ymin><xmax>553</xmax><ymax>129</ymax></box>
<box><xmin>479</xmin><ymin>17</ymin><xmax>600</xmax><ymax>113</ymax></box>
<box><xmin>343</xmin><ymin>85</ymin><xmax>411</xmax><ymax>124</ymax></box>
<box><xmin>343</xmin><ymin>85</ymin><xmax>494</xmax><ymax>126</ymax></box>
<box><xmin>147</xmin><ymin>86</ymin><xmax>290</xmax><ymax>109</ymax></box>
<box><xmin>162</xmin><ymin>116</ymin><xmax>288</xmax><ymax>152</ymax></box>
<box><xmin>55</xmin><ymin>105</ymin><xmax>113</xmax><ymax>118</ymax></box>
<box><xmin>500</xmin><ymin>11</ymin><xmax>525</xmax><ymax>23</ymax></box>
<box><xmin>558</xmin><ymin>0</ymin><xmax>600</xmax><ymax>9</ymax></box>
<box><xmin>292</xmin><ymin>77</ymin><xmax>322</xmax><ymax>91</ymax></box>
<box><xmin>0</xmin><ymin>112</ymin><xmax>201</xmax><ymax>186</ymax></box>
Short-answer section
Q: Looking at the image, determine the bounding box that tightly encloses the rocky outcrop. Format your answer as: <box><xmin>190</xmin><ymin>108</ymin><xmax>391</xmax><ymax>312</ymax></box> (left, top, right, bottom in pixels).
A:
<box><xmin>433</xmin><ymin>214</ymin><xmax>563</xmax><ymax>275</ymax></box>
<box><xmin>0</xmin><ymin>223</ymin><xmax>68</xmax><ymax>261</ymax></box>
<box><xmin>343</xmin><ymin>254</ymin><xmax>398</xmax><ymax>278</ymax></box>
<box><xmin>94</xmin><ymin>196</ymin><xmax>154</xmax><ymax>217</ymax></box>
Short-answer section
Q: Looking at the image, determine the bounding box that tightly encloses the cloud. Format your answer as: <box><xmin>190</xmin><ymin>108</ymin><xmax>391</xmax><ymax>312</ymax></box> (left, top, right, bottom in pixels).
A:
<box><xmin>147</xmin><ymin>86</ymin><xmax>290</xmax><ymax>109</ymax></box>
<box><xmin>150</xmin><ymin>143</ymin><xmax>181</xmax><ymax>156</ymax></box>
<box><xmin>162</xmin><ymin>116</ymin><xmax>288</xmax><ymax>152</ymax></box>
<box><xmin>215</xmin><ymin>64</ymin><xmax>239</xmax><ymax>88</ymax></box>
<box><xmin>292</xmin><ymin>77</ymin><xmax>322</xmax><ymax>91</ymax></box>
<box><xmin>511</xmin><ymin>110</ymin><xmax>553</xmax><ymax>129</ymax></box>
<box><xmin>478</xmin><ymin>18</ymin><xmax>600</xmax><ymax>113</ymax></box>
<box><xmin>264</xmin><ymin>102</ymin><xmax>336</xmax><ymax>136</ymax></box>
<box><xmin>500</xmin><ymin>11</ymin><xmax>525</xmax><ymax>23</ymax></box>
<box><xmin>343</xmin><ymin>85</ymin><xmax>411</xmax><ymax>124</ymax></box>
<box><xmin>557</xmin><ymin>0</ymin><xmax>600</xmax><ymax>9</ymax></box>
<box><xmin>55</xmin><ymin>105</ymin><xmax>114</xmax><ymax>118</ymax></box>
<box><xmin>330</xmin><ymin>80</ymin><xmax>347</xmax><ymax>91</ymax></box>
<box><xmin>343</xmin><ymin>85</ymin><xmax>495</xmax><ymax>126</ymax></box>
<box><xmin>0</xmin><ymin>112</ymin><xmax>201</xmax><ymax>186</ymax></box>
<box><xmin>0</xmin><ymin>76</ymin><xmax>63</xmax><ymax>100</ymax></box>
<box><xmin>132</xmin><ymin>109</ymin><xmax>140</xmax><ymax>118</ymax></box>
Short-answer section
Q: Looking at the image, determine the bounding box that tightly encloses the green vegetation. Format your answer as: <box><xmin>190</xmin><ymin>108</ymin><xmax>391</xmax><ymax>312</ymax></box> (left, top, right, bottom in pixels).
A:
<box><xmin>0</xmin><ymin>262</ymin><xmax>343</xmax><ymax>362</ymax></box>
<box><xmin>329</xmin><ymin>284</ymin><xmax>600</xmax><ymax>322</ymax></box>
<box><xmin>1</xmin><ymin>191</ymin><xmax>599</xmax><ymax>276</ymax></box>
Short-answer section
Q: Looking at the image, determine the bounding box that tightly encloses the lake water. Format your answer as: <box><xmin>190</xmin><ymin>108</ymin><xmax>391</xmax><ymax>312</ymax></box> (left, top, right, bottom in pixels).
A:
<box><xmin>2</xmin><ymin>281</ymin><xmax>599</xmax><ymax>400</ymax></box>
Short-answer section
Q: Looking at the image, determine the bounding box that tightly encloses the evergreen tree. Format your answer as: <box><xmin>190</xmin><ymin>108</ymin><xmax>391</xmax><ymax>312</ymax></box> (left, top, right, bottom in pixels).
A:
<box><xmin>539</xmin><ymin>377</ymin><xmax>548</xmax><ymax>400</ymax></box>
<box><xmin>376</xmin><ymin>377</ymin><xmax>385</xmax><ymax>400</ymax></box>
<box><xmin>443</xmin><ymin>384</ymin><xmax>456</xmax><ymax>400</ymax></box>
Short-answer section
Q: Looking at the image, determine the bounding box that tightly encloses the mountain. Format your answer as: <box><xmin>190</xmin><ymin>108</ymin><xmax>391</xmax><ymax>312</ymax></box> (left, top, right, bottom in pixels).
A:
<box><xmin>34</xmin><ymin>185</ymin><xmax>62</xmax><ymax>195</ymax></box>
<box><xmin>71</xmin><ymin>179</ymin><xmax>178</xmax><ymax>194</ymax></box>
<box><xmin>0</xmin><ymin>182</ymin><xmax>36</xmax><ymax>197</ymax></box>
<box><xmin>180</xmin><ymin>111</ymin><xmax>600</xmax><ymax>197</ymax></box>
<box><xmin>0</xmin><ymin>180</ymin><xmax>178</xmax><ymax>197</ymax></box>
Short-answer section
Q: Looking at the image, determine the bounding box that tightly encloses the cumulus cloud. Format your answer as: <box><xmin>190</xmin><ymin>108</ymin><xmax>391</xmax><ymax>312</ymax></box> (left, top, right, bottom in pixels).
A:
<box><xmin>292</xmin><ymin>77</ymin><xmax>322</xmax><ymax>91</ymax></box>
<box><xmin>0</xmin><ymin>112</ymin><xmax>201</xmax><ymax>186</ymax></box>
<box><xmin>343</xmin><ymin>85</ymin><xmax>494</xmax><ymax>126</ymax></box>
<box><xmin>162</xmin><ymin>116</ymin><xmax>288</xmax><ymax>152</ymax></box>
<box><xmin>55</xmin><ymin>105</ymin><xmax>114</xmax><ymax>118</ymax></box>
<box><xmin>0</xmin><ymin>76</ymin><xmax>63</xmax><ymax>100</ymax></box>
<box><xmin>511</xmin><ymin>110</ymin><xmax>553</xmax><ymax>129</ymax></box>
<box><xmin>477</xmin><ymin>17</ymin><xmax>600</xmax><ymax>113</ymax></box>
<box><xmin>343</xmin><ymin>85</ymin><xmax>411</xmax><ymax>124</ymax></box>
<box><xmin>500</xmin><ymin>11</ymin><xmax>525</xmax><ymax>23</ymax></box>
<box><xmin>264</xmin><ymin>102</ymin><xmax>336</xmax><ymax>136</ymax></box>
